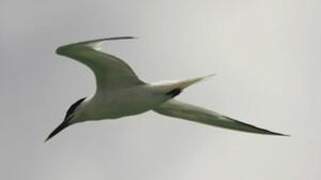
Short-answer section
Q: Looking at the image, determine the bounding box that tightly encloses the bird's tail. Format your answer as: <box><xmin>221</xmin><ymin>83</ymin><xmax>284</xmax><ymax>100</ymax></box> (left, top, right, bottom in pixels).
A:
<box><xmin>173</xmin><ymin>74</ymin><xmax>214</xmax><ymax>89</ymax></box>
<box><xmin>152</xmin><ymin>74</ymin><xmax>215</xmax><ymax>97</ymax></box>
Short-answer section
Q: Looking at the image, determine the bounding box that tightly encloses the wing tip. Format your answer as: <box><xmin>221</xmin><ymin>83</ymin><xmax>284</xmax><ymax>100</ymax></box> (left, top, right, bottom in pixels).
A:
<box><xmin>105</xmin><ymin>36</ymin><xmax>138</xmax><ymax>40</ymax></box>
<box><xmin>236</xmin><ymin>119</ymin><xmax>290</xmax><ymax>137</ymax></box>
<box><xmin>265</xmin><ymin>131</ymin><xmax>290</xmax><ymax>137</ymax></box>
<box><xmin>55</xmin><ymin>36</ymin><xmax>138</xmax><ymax>55</ymax></box>
<box><xmin>225</xmin><ymin>117</ymin><xmax>289</xmax><ymax>137</ymax></box>
<box><xmin>79</xmin><ymin>36</ymin><xmax>138</xmax><ymax>44</ymax></box>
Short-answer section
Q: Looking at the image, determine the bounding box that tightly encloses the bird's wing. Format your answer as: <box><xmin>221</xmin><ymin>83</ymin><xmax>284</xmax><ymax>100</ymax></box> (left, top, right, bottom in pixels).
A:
<box><xmin>153</xmin><ymin>99</ymin><xmax>287</xmax><ymax>136</ymax></box>
<box><xmin>56</xmin><ymin>36</ymin><xmax>144</xmax><ymax>91</ymax></box>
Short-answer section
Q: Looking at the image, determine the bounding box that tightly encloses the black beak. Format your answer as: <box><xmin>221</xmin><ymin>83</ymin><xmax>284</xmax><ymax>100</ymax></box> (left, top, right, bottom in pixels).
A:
<box><xmin>45</xmin><ymin>121</ymin><xmax>71</xmax><ymax>142</ymax></box>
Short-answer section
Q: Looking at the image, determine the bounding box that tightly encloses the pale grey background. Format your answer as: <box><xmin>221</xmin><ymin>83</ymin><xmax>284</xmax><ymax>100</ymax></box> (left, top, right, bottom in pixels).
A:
<box><xmin>1</xmin><ymin>0</ymin><xmax>321</xmax><ymax>179</ymax></box>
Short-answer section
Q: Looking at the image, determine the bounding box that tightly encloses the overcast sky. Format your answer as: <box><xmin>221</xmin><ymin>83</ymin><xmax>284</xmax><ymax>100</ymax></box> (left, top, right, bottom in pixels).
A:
<box><xmin>1</xmin><ymin>0</ymin><xmax>321</xmax><ymax>179</ymax></box>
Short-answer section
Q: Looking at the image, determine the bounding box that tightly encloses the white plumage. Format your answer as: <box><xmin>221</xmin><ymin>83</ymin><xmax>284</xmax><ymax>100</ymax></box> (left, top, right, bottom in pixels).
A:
<box><xmin>46</xmin><ymin>36</ymin><xmax>287</xmax><ymax>141</ymax></box>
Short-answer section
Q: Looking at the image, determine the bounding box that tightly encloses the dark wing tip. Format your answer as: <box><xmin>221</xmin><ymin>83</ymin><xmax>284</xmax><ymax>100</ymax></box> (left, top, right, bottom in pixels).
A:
<box><xmin>265</xmin><ymin>131</ymin><xmax>290</xmax><ymax>137</ymax></box>
<box><xmin>102</xmin><ymin>36</ymin><xmax>138</xmax><ymax>40</ymax></box>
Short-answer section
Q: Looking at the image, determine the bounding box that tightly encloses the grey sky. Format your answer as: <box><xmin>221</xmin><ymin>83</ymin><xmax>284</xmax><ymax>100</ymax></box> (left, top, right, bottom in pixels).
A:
<box><xmin>1</xmin><ymin>0</ymin><xmax>321</xmax><ymax>179</ymax></box>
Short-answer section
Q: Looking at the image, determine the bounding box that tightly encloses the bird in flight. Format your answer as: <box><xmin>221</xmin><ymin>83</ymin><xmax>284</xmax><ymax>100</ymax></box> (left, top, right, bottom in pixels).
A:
<box><xmin>46</xmin><ymin>36</ymin><xmax>287</xmax><ymax>141</ymax></box>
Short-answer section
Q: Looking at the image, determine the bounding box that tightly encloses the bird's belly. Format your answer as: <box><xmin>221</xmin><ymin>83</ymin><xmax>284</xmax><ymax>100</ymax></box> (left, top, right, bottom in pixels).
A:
<box><xmin>85</xmin><ymin>87</ymin><xmax>169</xmax><ymax>120</ymax></box>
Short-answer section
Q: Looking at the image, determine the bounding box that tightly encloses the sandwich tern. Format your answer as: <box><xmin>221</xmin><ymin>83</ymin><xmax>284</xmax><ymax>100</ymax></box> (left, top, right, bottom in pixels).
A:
<box><xmin>46</xmin><ymin>36</ymin><xmax>287</xmax><ymax>141</ymax></box>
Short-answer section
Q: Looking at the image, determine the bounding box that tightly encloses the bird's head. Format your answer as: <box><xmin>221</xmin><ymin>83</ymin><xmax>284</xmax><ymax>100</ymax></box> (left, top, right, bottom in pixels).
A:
<box><xmin>45</xmin><ymin>97</ymin><xmax>86</xmax><ymax>142</ymax></box>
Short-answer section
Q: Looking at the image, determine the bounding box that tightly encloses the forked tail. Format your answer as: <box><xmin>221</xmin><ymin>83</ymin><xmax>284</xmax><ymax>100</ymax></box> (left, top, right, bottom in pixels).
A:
<box><xmin>173</xmin><ymin>74</ymin><xmax>214</xmax><ymax>89</ymax></box>
<box><xmin>153</xmin><ymin>74</ymin><xmax>215</xmax><ymax>98</ymax></box>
